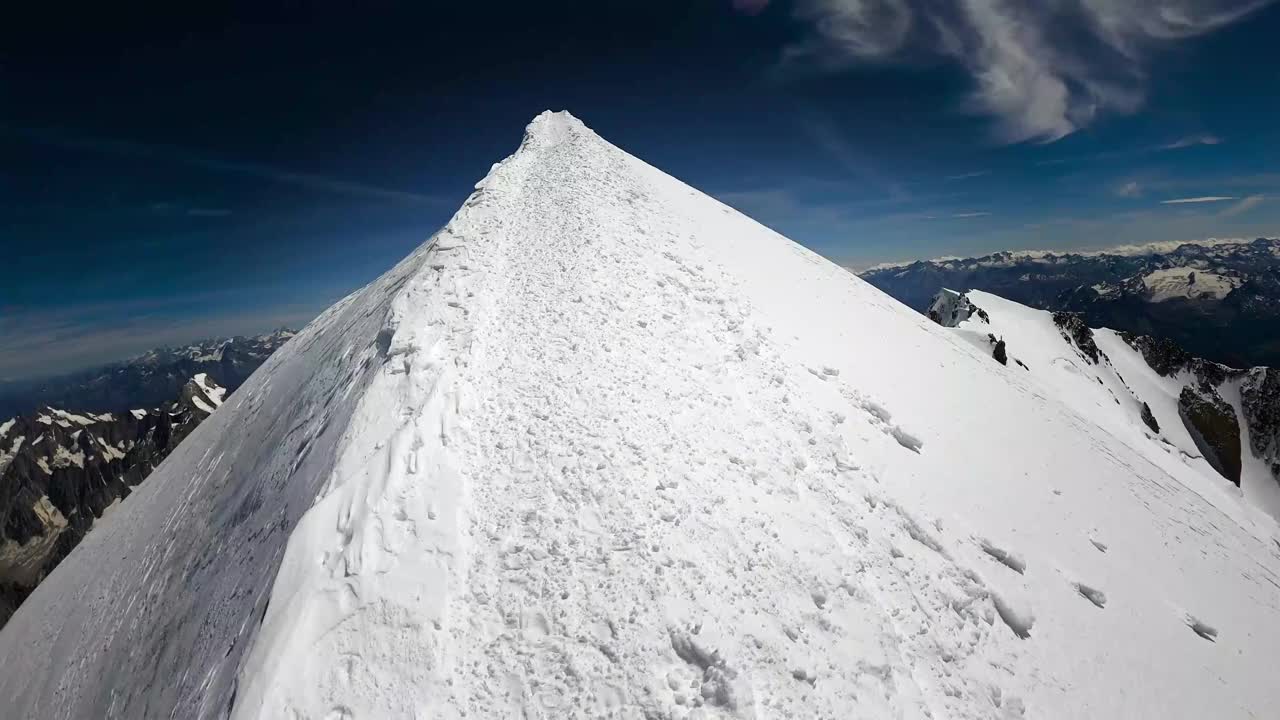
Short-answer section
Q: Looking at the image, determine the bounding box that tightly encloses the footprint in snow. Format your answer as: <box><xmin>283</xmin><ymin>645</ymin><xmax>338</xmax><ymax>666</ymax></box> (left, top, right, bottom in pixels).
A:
<box><xmin>1184</xmin><ymin>614</ymin><xmax>1218</xmax><ymax>642</ymax></box>
<box><xmin>979</xmin><ymin>540</ymin><xmax>1026</xmax><ymax>575</ymax></box>
<box><xmin>1073</xmin><ymin>582</ymin><xmax>1107</xmax><ymax>609</ymax></box>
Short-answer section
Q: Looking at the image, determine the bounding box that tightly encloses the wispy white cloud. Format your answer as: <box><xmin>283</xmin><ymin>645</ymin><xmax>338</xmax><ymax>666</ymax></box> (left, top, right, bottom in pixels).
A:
<box><xmin>731</xmin><ymin>0</ymin><xmax>771</xmax><ymax>15</ymax></box>
<box><xmin>1219</xmin><ymin>194</ymin><xmax>1267</xmax><ymax>216</ymax></box>
<box><xmin>6</xmin><ymin>126</ymin><xmax>444</xmax><ymax>205</ymax></box>
<box><xmin>1115</xmin><ymin>180</ymin><xmax>1143</xmax><ymax>198</ymax></box>
<box><xmin>950</xmin><ymin>211</ymin><xmax>992</xmax><ymax>218</ymax></box>
<box><xmin>782</xmin><ymin>0</ymin><xmax>1273</xmax><ymax>143</ymax></box>
<box><xmin>945</xmin><ymin>170</ymin><xmax>990</xmax><ymax>181</ymax></box>
<box><xmin>1160</xmin><ymin>134</ymin><xmax>1224</xmax><ymax>150</ymax></box>
<box><xmin>1160</xmin><ymin>196</ymin><xmax>1237</xmax><ymax>204</ymax></box>
<box><xmin>1036</xmin><ymin>135</ymin><xmax>1227</xmax><ymax>166</ymax></box>
<box><xmin>792</xmin><ymin>106</ymin><xmax>910</xmax><ymax>200</ymax></box>
<box><xmin>149</xmin><ymin>202</ymin><xmax>234</xmax><ymax>218</ymax></box>
<box><xmin>0</xmin><ymin>297</ymin><xmax>325</xmax><ymax>381</ymax></box>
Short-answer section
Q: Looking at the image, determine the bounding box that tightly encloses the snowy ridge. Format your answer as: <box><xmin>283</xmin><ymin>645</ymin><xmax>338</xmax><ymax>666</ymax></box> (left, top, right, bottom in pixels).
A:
<box><xmin>2</xmin><ymin>112</ymin><xmax>1279</xmax><ymax>719</ymax></box>
<box><xmin>948</xmin><ymin>290</ymin><xmax>1280</xmax><ymax>520</ymax></box>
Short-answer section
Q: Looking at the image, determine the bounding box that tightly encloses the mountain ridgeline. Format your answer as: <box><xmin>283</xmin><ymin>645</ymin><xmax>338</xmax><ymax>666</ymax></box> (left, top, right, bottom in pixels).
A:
<box><xmin>861</xmin><ymin>239</ymin><xmax>1280</xmax><ymax>369</ymax></box>
<box><xmin>0</xmin><ymin>330</ymin><xmax>296</xmax><ymax>419</ymax></box>
<box><xmin>0</xmin><ymin>332</ymin><xmax>295</xmax><ymax>628</ymax></box>
<box><xmin>0</xmin><ymin>375</ymin><xmax>229</xmax><ymax>626</ymax></box>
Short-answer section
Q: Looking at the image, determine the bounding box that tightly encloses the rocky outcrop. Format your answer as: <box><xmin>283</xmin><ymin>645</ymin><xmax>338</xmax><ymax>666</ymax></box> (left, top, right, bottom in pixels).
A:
<box><xmin>1141</xmin><ymin>402</ymin><xmax>1160</xmax><ymax>433</ymax></box>
<box><xmin>986</xmin><ymin>334</ymin><xmax>1008</xmax><ymax>366</ymax></box>
<box><xmin>1118</xmin><ymin>332</ymin><xmax>1242</xmax><ymax>391</ymax></box>
<box><xmin>1052</xmin><ymin>311</ymin><xmax>1102</xmax><ymax>364</ymax></box>
<box><xmin>0</xmin><ymin>376</ymin><xmax>226</xmax><ymax>627</ymax></box>
<box><xmin>1118</xmin><ymin>332</ymin><xmax>1195</xmax><ymax>377</ymax></box>
<box><xmin>1178</xmin><ymin>387</ymin><xmax>1242</xmax><ymax>486</ymax></box>
<box><xmin>927</xmin><ymin>289</ymin><xmax>988</xmax><ymax>328</ymax></box>
<box><xmin>1240</xmin><ymin>368</ymin><xmax>1280</xmax><ymax>479</ymax></box>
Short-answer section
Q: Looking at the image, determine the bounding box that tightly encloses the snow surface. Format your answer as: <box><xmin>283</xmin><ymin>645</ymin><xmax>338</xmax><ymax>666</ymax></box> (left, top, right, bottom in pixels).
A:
<box><xmin>194</xmin><ymin>372</ymin><xmax>227</xmax><ymax>408</ymax></box>
<box><xmin>1142</xmin><ymin>267</ymin><xmax>1242</xmax><ymax>302</ymax></box>
<box><xmin>52</xmin><ymin>408</ymin><xmax>98</xmax><ymax>426</ymax></box>
<box><xmin>954</xmin><ymin>291</ymin><xmax>1280</xmax><ymax>522</ymax></box>
<box><xmin>2</xmin><ymin>112</ymin><xmax>1280</xmax><ymax>719</ymax></box>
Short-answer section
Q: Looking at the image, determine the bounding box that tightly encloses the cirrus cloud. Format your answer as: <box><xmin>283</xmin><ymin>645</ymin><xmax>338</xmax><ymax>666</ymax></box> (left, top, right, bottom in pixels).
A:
<box><xmin>782</xmin><ymin>0</ymin><xmax>1274</xmax><ymax>143</ymax></box>
<box><xmin>1160</xmin><ymin>196</ymin><xmax>1238</xmax><ymax>204</ymax></box>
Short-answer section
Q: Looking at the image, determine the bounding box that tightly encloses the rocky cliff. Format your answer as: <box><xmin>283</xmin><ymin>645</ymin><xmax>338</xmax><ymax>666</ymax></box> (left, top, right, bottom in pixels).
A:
<box><xmin>0</xmin><ymin>375</ymin><xmax>226</xmax><ymax>626</ymax></box>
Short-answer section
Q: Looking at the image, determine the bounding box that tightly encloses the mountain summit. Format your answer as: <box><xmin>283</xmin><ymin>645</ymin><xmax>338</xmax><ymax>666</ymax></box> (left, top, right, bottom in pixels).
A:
<box><xmin>2</xmin><ymin>111</ymin><xmax>1278</xmax><ymax>719</ymax></box>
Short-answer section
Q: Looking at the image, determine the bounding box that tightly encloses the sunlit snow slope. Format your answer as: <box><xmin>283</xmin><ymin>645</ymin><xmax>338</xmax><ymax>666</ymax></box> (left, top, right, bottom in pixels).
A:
<box><xmin>944</xmin><ymin>290</ymin><xmax>1280</xmax><ymax>522</ymax></box>
<box><xmin>3</xmin><ymin>112</ymin><xmax>1280</xmax><ymax>720</ymax></box>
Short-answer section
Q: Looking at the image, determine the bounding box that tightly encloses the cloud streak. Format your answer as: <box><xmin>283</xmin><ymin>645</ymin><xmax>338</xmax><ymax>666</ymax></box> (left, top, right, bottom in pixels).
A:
<box><xmin>1160</xmin><ymin>196</ymin><xmax>1237</xmax><ymax>204</ymax></box>
<box><xmin>783</xmin><ymin>0</ymin><xmax>1274</xmax><ymax>143</ymax></box>
<box><xmin>945</xmin><ymin>170</ymin><xmax>990</xmax><ymax>181</ymax></box>
<box><xmin>6</xmin><ymin>126</ymin><xmax>443</xmax><ymax>205</ymax></box>
<box><xmin>1161</xmin><ymin>134</ymin><xmax>1224</xmax><ymax>150</ymax></box>
<box><xmin>1116</xmin><ymin>180</ymin><xmax>1143</xmax><ymax>198</ymax></box>
<box><xmin>0</xmin><ymin>297</ymin><xmax>324</xmax><ymax>381</ymax></box>
<box><xmin>792</xmin><ymin>105</ymin><xmax>910</xmax><ymax>200</ymax></box>
<box><xmin>1219</xmin><ymin>194</ymin><xmax>1266</xmax><ymax>216</ymax></box>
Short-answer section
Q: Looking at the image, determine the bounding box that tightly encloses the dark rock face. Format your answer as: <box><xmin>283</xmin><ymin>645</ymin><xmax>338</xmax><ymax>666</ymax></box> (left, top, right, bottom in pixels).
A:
<box><xmin>861</xmin><ymin>237</ymin><xmax>1280</xmax><ymax>369</ymax></box>
<box><xmin>1178</xmin><ymin>387</ymin><xmax>1242</xmax><ymax>486</ymax></box>
<box><xmin>1052</xmin><ymin>312</ymin><xmax>1102</xmax><ymax>364</ymax></box>
<box><xmin>1240</xmin><ymin>368</ymin><xmax>1280</xmax><ymax>480</ymax></box>
<box><xmin>1141</xmin><ymin>402</ymin><xmax>1160</xmax><ymax>434</ymax></box>
<box><xmin>1118</xmin><ymin>333</ymin><xmax>1244</xmax><ymax>394</ymax></box>
<box><xmin>992</xmin><ymin>337</ymin><xmax>1008</xmax><ymax>366</ymax></box>
<box><xmin>0</xmin><ymin>376</ymin><xmax>226</xmax><ymax>628</ymax></box>
<box><xmin>0</xmin><ymin>330</ymin><xmax>294</xmax><ymax>419</ymax></box>
<box><xmin>1117</xmin><ymin>333</ymin><xmax>1194</xmax><ymax>377</ymax></box>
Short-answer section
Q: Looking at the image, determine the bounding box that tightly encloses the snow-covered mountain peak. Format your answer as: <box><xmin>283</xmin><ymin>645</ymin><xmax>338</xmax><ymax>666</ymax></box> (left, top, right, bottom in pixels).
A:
<box><xmin>523</xmin><ymin>109</ymin><xmax>590</xmax><ymax>145</ymax></box>
<box><xmin>3</xmin><ymin>114</ymin><xmax>1280</xmax><ymax>719</ymax></box>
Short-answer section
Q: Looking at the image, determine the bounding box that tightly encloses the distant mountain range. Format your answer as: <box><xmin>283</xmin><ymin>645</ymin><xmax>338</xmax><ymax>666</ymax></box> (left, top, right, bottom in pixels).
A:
<box><xmin>859</xmin><ymin>238</ymin><xmax>1280</xmax><ymax>369</ymax></box>
<box><xmin>0</xmin><ymin>330</ymin><xmax>296</xmax><ymax>418</ymax></box>
<box><xmin>0</xmin><ymin>374</ymin><xmax>229</xmax><ymax>627</ymax></box>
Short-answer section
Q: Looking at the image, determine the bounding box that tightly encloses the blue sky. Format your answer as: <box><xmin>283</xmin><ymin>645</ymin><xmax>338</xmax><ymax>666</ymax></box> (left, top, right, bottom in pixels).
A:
<box><xmin>3</xmin><ymin>1</ymin><xmax>1279</xmax><ymax>380</ymax></box>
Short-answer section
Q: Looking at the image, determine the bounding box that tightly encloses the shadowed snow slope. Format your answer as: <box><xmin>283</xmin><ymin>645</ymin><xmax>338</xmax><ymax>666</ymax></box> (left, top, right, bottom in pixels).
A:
<box><xmin>3</xmin><ymin>112</ymin><xmax>1280</xmax><ymax>719</ymax></box>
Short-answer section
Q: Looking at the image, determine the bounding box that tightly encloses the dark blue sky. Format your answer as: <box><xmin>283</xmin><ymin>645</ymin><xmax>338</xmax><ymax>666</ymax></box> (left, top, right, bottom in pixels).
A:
<box><xmin>4</xmin><ymin>1</ymin><xmax>1279</xmax><ymax>380</ymax></box>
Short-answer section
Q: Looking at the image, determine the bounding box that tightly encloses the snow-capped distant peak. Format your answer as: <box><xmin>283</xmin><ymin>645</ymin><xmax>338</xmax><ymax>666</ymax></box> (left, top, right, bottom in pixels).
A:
<box><xmin>1142</xmin><ymin>266</ymin><xmax>1242</xmax><ymax>302</ymax></box>
<box><xmin>192</xmin><ymin>373</ymin><xmax>226</xmax><ymax>408</ymax></box>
